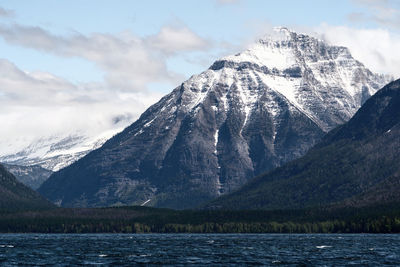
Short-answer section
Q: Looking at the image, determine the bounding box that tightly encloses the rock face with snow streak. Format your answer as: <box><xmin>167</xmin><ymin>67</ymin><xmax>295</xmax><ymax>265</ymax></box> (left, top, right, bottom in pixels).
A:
<box><xmin>39</xmin><ymin>28</ymin><xmax>391</xmax><ymax>209</ymax></box>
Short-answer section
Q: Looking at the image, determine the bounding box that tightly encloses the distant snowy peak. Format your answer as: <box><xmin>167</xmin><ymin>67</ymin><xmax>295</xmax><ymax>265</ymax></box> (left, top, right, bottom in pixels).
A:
<box><xmin>0</xmin><ymin>129</ymin><xmax>121</xmax><ymax>171</ymax></box>
<box><xmin>227</xmin><ymin>27</ymin><xmax>352</xmax><ymax>67</ymax></box>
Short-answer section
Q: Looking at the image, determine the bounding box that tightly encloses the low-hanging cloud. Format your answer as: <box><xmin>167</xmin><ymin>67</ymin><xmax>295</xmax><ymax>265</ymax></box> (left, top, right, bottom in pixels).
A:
<box><xmin>0</xmin><ymin>58</ymin><xmax>165</xmax><ymax>155</ymax></box>
<box><xmin>0</xmin><ymin>21</ymin><xmax>212</xmax><ymax>155</ymax></box>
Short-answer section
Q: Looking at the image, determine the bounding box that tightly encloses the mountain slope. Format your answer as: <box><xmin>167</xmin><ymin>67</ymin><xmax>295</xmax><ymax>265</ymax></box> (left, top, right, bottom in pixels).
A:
<box><xmin>207</xmin><ymin>79</ymin><xmax>400</xmax><ymax>210</ymax></box>
<box><xmin>0</xmin><ymin>164</ymin><xmax>54</xmax><ymax>212</ymax></box>
<box><xmin>2</xmin><ymin>163</ymin><xmax>53</xmax><ymax>190</ymax></box>
<box><xmin>39</xmin><ymin>28</ymin><xmax>390</xmax><ymax>209</ymax></box>
<box><xmin>0</xmin><ymin>130</ymin><xmax>118</xmax><ymax>172</ymax></box>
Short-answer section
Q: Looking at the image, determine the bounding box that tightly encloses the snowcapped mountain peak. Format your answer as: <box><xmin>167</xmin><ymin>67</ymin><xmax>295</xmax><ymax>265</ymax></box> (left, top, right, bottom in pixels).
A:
<box><xmin>223</xmin><ymin>27</ymin><xmax>353</xmax><ymax>71</ymax></box>
<box><xmin>203</xmin><ymin>29</ymin><xmax>392</xmax><ymax>131</ymax></box>
<box><xmin>220</xmin><ymin>38</ymin><xmax>297</xmax><ymax>70</ymax></box>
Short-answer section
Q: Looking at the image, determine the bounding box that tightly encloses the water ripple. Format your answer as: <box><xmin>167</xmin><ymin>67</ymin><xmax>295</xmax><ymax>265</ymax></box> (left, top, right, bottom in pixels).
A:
<box><xmin>0</xmin><ymin>233</ymin><xmax>399</xmax><ymax>266</ymax></box>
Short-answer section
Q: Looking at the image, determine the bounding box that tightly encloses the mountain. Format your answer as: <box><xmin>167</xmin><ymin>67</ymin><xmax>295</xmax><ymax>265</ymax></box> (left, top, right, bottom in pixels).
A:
<box><xmin>0</xmin><ymin>130</ymin><xmax>121</xmax><ymax>189</ymax></box>
<box><xmin>206</xmin><ymin>79</ymin><xmax>400</xmax><ymax>210</ymax></box>
<box><xmin>39</xmin><ymin>27</ymin><xmax>391</xmax><ymax>209</ymax></box>
<box><xmin>0</xmin><ymin>131</ymin><xmax>118</xmax><ymax>172</ymax></box>
<box><xmin>2</xmin><ymin>163</ymin><xmax>53</xmax><ymax>190</ymax></box>
<box><xmin>0</xmin><ymin>163</ymin><xmax>54</xmax><ymax>212</ymax></box>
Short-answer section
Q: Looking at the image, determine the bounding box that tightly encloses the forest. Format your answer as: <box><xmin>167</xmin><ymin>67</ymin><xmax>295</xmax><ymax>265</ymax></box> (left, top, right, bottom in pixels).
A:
<box><xmin>1</xmin><ymin>203</ymin><xmax>399</xmax><ymax>233</ymax></box>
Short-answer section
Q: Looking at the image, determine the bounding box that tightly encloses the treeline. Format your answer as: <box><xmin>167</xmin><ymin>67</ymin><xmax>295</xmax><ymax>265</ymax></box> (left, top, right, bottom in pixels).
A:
<box><xmin>0</xmin><ymin>204</ymin><xmax>400</xmax><ymax>233</ymax></box>
<box><xmin>1</xmin><ymin>217</ymin><xmax>399</xmax><ymax>234</ymax></box>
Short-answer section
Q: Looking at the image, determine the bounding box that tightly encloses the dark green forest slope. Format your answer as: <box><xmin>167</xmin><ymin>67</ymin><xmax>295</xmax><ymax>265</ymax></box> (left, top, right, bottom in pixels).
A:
<box><xmin>1</xmin><ymin>204</ymin><xmax>400</xmax><ymax>233</ymax></box>
<box><xmin>0</xmin><ymin>164</ymin><xmax>54</xmax><ymax>212</ymax></box>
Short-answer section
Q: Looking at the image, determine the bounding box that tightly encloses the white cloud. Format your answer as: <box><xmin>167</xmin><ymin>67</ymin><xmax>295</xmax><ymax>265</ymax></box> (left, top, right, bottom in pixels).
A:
<box><xmin>0</xmin><ymin>59</ymin><xmax>76</xmax><ymax>104</ymax></box>
<box><xmin>316</xmin><ymin>24</ymin><xmax>400</xmax><ymax>78</ymax></box>
<box><xmin>0</xmin><ymin>58</ymin><xmax>165</xmax><ymax>154</ymax></box>
<box><xmin>0</xmin><ymin>22</ymin><xmax>211</xmax><ymax>92</ymax></box>
<box><xmin>0</xmin><ymin>24</ymin><xmax>166</xmax><ymax>92</ymax></box>
<box><xmin>147</xmin><ymin>25</ymin><xmax>211</xmax><ymax>55</ymax></box>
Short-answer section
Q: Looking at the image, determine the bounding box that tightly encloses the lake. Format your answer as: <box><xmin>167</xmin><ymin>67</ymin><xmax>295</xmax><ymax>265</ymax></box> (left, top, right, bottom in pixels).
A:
<box><xmin>0</xmin><ymin>233</ymin><xmax>399</xmax><ymax>265</ymax></box>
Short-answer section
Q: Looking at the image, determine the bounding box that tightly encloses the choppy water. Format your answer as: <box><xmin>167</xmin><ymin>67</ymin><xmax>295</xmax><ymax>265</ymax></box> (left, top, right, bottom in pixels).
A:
<box><xmin>0</xmin><ymin>234</ymin><xmax>399</xmax><ymax>266</ymax></box>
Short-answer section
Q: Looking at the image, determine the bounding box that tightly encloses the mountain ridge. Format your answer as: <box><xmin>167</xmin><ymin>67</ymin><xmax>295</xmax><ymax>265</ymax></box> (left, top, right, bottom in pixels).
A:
<box><xmin>0</xmin><ymin>130</ymin><xmax>119</xmax><ymax>172</ymax></box>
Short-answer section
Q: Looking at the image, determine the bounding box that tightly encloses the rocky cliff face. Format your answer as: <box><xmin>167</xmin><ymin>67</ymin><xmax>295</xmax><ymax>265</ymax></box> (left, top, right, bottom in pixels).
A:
<box><xmin>39</xmin><ymin>28</ymin><xmax>391</xmax><ymax>209</ymax></box>
<box><xmin>206</xmin><ymin>79</ymin><xmax>400</xmax><ymax>210</ymax></box>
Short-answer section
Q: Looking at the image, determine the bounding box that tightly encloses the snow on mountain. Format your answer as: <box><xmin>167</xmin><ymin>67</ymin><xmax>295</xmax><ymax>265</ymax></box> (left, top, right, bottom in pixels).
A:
<box><xmin>39</xmin><ymin>27</ymin><xmax>392</xmax><ymax>209</ymax></box>
<box><xmin>208</xmin><ymin>27</ymin><xmax>390</xmax><ymax>131</ymax></box>
<box><xmin>0</xmin><ymin>128</ymin><xmax>121</xmax><ymax>171</ymax></box>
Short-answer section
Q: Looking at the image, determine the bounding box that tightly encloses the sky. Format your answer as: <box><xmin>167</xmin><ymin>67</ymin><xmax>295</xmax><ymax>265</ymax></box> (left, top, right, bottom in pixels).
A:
<box><xmin>1</xmin><ymin>0</ymin><xmax>400</xmax><ymax>153</ymax></box>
